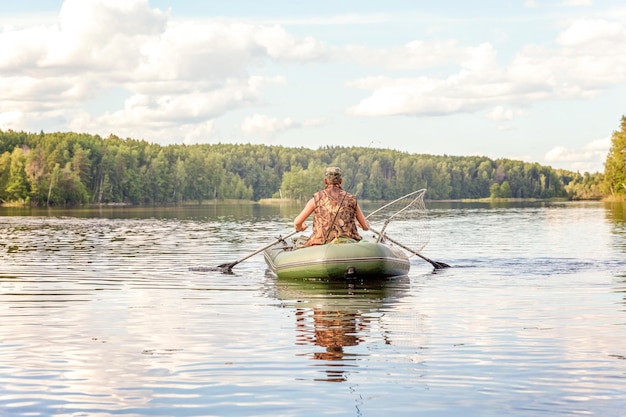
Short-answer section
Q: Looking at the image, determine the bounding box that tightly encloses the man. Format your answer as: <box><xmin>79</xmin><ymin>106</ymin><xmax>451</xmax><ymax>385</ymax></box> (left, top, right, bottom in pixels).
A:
<box><xmin>294</xmin><ymin>166</ymin><xmax>369</xmax><ymax>246</ymax></box>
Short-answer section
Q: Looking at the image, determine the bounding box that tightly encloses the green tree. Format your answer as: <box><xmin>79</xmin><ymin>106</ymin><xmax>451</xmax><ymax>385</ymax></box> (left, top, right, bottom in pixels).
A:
<box><xmin>603</xmin><ymin>116</ymin><xmax>626</xmax><ymax>198</ymax></box>
<box><xmin>56</xmin><ymin>163</ymin><xmax>89</xmax><ymax>205</ymax></box>
<box><xmin>280</xmin><ymin>166</ymin><xmax>324</xmax><ymax>200</ymax></box>
<box><xmin>47</xmin><ymin>163</ymin><xmax>61</xmax><ymax>205</ymax></box>
<box><xmin>0</xmin><ymin>128</ymin><xmax>608</xmax><ymax>205</ymax></box>
<box><xmin>172</xmin><ymin>157</ymin><xmax>187</xmax><ymax>203</ymax></box>
<box><xmin>500</xmin><ymin>180</ymin><xmax>512</xmax><ymax>198</ymax></box>
<box><xmin>563</xmin><ymin>171</ymin><xmax>604</xmax><ymax>200</ymax></box>
<box><xmin>0</xmin><ymin>151</ymin><xmax>11</xmax><ymax>202</ymax></box>
<box><xmin>6</xmin><ymin>148</ymin><xmax>30</xmax><ymax>202</ymax></box>
<box><xmin>490</xmin><ymin>183</ymin><xmax>501</xmax><ymax>199</ymax></box>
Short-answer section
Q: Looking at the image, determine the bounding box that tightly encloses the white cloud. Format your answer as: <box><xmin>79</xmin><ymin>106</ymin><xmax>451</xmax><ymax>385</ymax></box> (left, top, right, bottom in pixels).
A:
<box><xmin>242</xmin><ymin>114</ymin><xmax>293</xmax><ymax>136</ymax></box>
<box><xmin>560</xmin><ymin>0</ymin><xmax>593</xmax><ymax>6</ymax></box>
<box><xmin>346</xmin><ymin>43</ymin><xmax>514</xmax><ymax>117</ymax></box>
<box><xmin>346</xmin><ymin>17</ymin><xmax>626</xmax><ymax>119</ymax></box>
<box><xmin>341</xmin><ymin>39</ymin><xmax>463</xmax><ymax>70</ymax></box>
<box><xmin>254</xmin><ymin>25</ymin><xmax>328</xmax><ymax>61</ymax></box>
<box><xmin>0</xmin><ymin>111</ymin><xmax>23</xmax><ymax>128</ymax></box>
<box><xmin>485</xmin><ymin>106</ymin><xmax>527</xmax><ymax>122</ymax></box>
<box><xmin>0</xmin><ymin>0</ymin><xmax>324</xmax><ymax>138</ymax></box>
<box><xmin>556</xmin><ymin>19</ymin><xmax>624</xmax><ymax>46</ymax></box>
<box><xmin>240</xmin><ymin>114</ymin><xmax>326</xmax><ymax>137</ymax></box>
<box><xmin>69</xmin><ymin>109</ymin><xmax>216</xmax><ymax>144</ymax></box>
<box><xmin>0</xmin><ymin>0</ymin><xmax>623</xmax><ymax>174</ymax></box>
<box><xmin>543</xmin><ymin>137</ymin><xmax>610</xmax><ymax>173</ymax></box>
<box><xmin>301</xmin><ymin>117</ymin><xmax>326</xmax><ymax>128</ymax></box>
<box><xmin>180</xmin><ymin>121</ymin><xmax>216</xmax><ymax>144</ymax></box>
<box><xmin>64</xmin><ymin>76</ymin><xmax>286</xmax><ymax>143</ymax></box>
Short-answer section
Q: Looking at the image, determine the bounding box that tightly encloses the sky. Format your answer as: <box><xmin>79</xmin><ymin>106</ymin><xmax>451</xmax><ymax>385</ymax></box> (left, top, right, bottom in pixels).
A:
<box><xmin>1</xmin><ymin>0</ymin><xmax>625</xmax><ymax>173</ymax></box>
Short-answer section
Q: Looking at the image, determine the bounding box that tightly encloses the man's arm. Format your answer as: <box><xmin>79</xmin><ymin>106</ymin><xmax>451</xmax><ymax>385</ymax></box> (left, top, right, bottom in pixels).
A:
<box><xmin>294</xmin><ymin>198</ymin><xmax>315</xmax><ymax>231</ymax></box>
<box><xmin>355</xmin><ymin>204</ymin><xmax>369</xmax><ymax>230</ymax></box>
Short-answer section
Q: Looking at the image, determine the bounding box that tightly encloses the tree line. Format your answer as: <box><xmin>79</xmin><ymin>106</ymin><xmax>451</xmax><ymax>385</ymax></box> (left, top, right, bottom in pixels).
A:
<box><xmin>0</xmin><ymin>126</ymin><xmax>616</xmax><ymax>206</ymax></box>
<box><xmin>603</xmin><ymin>116</ymin><xmax>626</xmax><ymax>199</ymax></box>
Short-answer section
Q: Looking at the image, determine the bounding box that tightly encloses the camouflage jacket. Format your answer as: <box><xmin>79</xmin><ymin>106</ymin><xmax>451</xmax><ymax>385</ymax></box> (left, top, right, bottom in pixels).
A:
<box><xmin>306</xmin><ymin>185</ymin><xmax>362</xmax><ymax>246</ymax></box>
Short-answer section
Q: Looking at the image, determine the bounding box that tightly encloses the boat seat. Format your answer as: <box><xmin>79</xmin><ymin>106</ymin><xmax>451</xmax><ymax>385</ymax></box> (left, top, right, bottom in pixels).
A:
<box><xmin>293</xmin><ymin>235</ymin><xmax>309</xmax><ymax>249</ymax></box>
<box><xmin>328</xmin><ymin>236</ymin><xmax>358</xmax><ymax>244</ymax></box>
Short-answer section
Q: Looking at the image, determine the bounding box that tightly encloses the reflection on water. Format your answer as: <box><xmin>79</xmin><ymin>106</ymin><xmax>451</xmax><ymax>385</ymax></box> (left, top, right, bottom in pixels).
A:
<box><xmin>1</xmin><ymin>202</ymin><xmax>626</xmax><ymax>416</ymax></box>
<box><xmin>0</xmin><ymin>202</ymin><xmax>303</xmax><ymax>222</ymax></box>
<box><xmin>273</xmin><ymin>277</ymin><xmax>409</xmax><ymax>382</ymax></box>
<box><xmin>605</xmin><ymin>201</ymin><xmax>626</xmax><ymax>223</ymax></box>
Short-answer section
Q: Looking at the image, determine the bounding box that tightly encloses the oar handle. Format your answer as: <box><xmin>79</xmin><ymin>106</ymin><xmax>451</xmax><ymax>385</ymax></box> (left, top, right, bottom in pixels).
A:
<box><xmin>218</xmin><ymin>230</ymin><xmax>299</xmax><ymax>271</ymax></box>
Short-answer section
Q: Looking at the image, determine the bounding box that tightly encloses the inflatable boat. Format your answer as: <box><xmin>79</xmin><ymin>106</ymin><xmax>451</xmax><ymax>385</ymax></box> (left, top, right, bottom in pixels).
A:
<box><xmin>263</xmin><ymin>237</ymin><xmax>410</xmax><ymax>279</ymax></box>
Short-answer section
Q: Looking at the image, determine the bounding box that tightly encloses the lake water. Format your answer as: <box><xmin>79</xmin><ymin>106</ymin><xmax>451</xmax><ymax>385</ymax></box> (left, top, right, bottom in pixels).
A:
<box><xmin>1</xmin><ymin>201</ymin><xmax>625</xmax><ymax>417</ymax></box>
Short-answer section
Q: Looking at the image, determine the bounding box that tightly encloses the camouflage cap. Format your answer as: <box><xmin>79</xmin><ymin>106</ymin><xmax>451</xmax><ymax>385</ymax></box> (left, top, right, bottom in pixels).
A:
<box><xmin>324</xmin><ymin>166</ymin><xmax>342</xmax><ymax>183</ymax></box>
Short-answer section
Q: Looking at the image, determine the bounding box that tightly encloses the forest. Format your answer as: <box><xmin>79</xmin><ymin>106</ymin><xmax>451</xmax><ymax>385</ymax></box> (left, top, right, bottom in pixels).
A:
<box><xmin>1</xmin><ymin>120</ymin><xmax>622</xmax><ymax>207</ymax></box>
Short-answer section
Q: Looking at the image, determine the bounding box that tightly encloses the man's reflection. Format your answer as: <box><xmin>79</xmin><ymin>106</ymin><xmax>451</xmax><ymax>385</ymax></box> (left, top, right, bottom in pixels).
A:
<box><xmin>296</xmin><ymin>308</ymin><xmax>367</xmax><ymax>361</ymax></box>
<box><xmin>277</xmin><ymin>277</ymin><xmax>409</xmax><ymax>382</ymax></box>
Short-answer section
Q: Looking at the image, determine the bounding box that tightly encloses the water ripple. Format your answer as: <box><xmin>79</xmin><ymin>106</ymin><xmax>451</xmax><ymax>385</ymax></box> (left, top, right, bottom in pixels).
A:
<box><xmin>1</xmin><ymin>204</ymin><xmax>626</xmax><ymax>416</ymax></box>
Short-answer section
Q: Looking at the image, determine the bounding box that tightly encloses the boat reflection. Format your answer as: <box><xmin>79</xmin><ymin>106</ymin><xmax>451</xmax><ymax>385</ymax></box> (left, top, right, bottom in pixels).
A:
<box><xmin>273</xmin><ymin>276</ymin><xmax>410</xmax><ymax>381</ymax></box>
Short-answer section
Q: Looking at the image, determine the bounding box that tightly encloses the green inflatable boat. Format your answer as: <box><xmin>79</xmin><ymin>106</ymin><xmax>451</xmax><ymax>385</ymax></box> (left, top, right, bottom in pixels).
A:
<box><xmin>263</xmin><ymin>237</ymin><xmax>410</xmax><ymax>279</ymax></box>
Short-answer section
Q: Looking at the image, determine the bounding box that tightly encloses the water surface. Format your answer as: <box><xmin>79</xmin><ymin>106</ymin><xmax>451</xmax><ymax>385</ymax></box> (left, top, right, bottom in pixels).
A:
<box><xmin>1</xmin><ymin>201</ymin><xmax>625</xmax><ymax>416</ymax></box>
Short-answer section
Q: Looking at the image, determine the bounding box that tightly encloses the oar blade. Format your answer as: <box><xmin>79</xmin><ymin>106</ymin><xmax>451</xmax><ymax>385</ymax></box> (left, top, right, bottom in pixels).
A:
<box><xmin>216</xmin><ymin>262</ymin><xmax>237</xmax><ymax>273</ymax></box>
<box><xmin>189</xmin><ymin>264</ymin><xmax>236</xmax><ymax>274</ymax></box>
<box><xmin>432</xmin><ymin>260</ymin><xmax>451</xmax><ymax>269</ymax></box>
<box><xmin>417</xmin><ymin>253</ymin><xmax>451</xmax><ymax>270</ymax></box>
<box><xmin>189</xmin><ymin>266</ymin><xmax>222</xmax><ymax>272</ymax></box>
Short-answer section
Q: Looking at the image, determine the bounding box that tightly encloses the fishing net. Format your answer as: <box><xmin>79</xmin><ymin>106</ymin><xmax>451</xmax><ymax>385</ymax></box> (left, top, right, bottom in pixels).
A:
<box><xmin>365</xmin><ymin>189</ymin><xmax>430</xmax><ymax>254</ymax></box>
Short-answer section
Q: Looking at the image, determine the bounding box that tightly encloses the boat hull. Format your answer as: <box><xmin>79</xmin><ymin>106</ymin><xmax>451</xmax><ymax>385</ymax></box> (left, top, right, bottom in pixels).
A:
<box><xmin>263</xmin><ymin>239</ymin><xmax>410</xmax><ymax>279</ymax></box>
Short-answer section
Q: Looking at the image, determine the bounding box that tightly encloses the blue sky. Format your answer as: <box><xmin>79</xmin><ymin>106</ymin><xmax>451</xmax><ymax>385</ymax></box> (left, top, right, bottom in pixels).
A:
<box><xmin>2</xmin><ymin>0</ymin><xmax>625</xmax><ymax>173</ymax></box>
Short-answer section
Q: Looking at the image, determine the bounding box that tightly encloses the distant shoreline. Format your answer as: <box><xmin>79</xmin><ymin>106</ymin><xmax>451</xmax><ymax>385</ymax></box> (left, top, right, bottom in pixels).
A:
<box><xmin>3</xmin><ymin>196</ymin><xmax>623</xmax><ymax>209</ymax></box>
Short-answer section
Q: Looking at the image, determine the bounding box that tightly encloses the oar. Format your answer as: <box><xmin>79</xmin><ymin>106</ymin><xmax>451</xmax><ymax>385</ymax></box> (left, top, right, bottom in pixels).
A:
<box><xmin>369</xmin><ymin>226</ymin><xmax>450</xmax><ymax>270</ymax></box>
<box><xmin>215</xmin><ymin>230</ymin><xmax>299</xmax><ymax>272</ymax></box>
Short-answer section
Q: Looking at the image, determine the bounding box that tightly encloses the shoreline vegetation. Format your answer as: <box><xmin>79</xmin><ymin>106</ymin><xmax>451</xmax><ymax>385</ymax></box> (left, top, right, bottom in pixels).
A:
<box><xmin>3</xmin><ymin>196</ymin><xmax>624</xmax><ymax>209</ymax></box>
<box><xmin>1</xmin><ymin>118</ymin><xmax>625</xmax><ymax>207</ymax></box>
